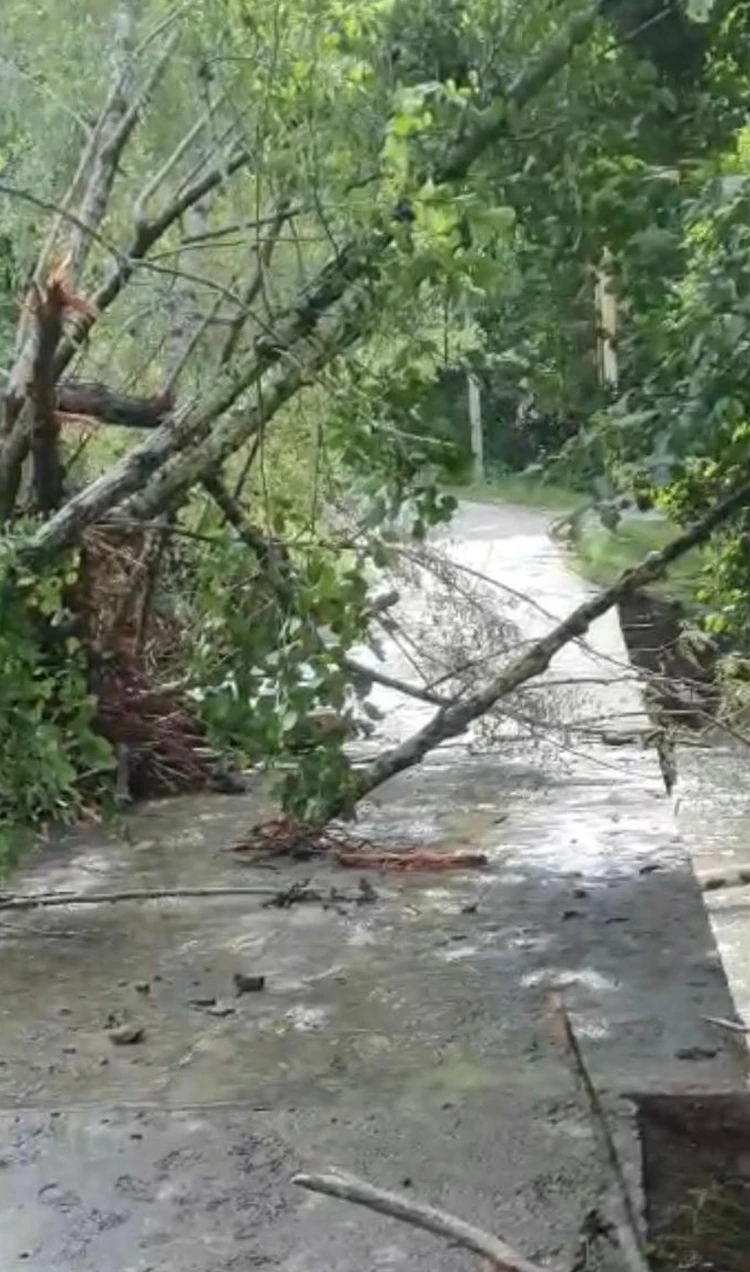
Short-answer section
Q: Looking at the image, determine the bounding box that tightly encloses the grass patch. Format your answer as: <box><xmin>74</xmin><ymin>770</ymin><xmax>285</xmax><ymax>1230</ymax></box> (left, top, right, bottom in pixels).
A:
<box><xmin>449</xmin><ymin>473</ymin><xmax>582</xmax><ymax>513</ymax></box>
<box><xmin>572</xmin><ymin>516</ymin><xmax>705</xmax><ymax>605</ymax></box>
<box><xmin>448</xmin><ymin>474</ymin><xmax>705</xmax><ymax>607</ymax></box>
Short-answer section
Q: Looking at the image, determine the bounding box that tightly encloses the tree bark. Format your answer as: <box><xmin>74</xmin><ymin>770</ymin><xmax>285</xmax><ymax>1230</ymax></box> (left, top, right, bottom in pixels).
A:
<box><xmin>58</xmin><ymin>381</ymin><xmax>174</xmax><ymax>428</ymax></box>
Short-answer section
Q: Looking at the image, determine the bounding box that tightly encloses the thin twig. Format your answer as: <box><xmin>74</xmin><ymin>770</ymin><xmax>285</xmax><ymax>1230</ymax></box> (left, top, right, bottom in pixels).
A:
<box><xmin>0</xmin><ymin>884</ymin><xmax>359</xmax><ymax>912</ymax></box>
<box><xmin>293</xmin><ymin>1171</ymin><xmax>546</xmax><ymax>1272</ymax></box>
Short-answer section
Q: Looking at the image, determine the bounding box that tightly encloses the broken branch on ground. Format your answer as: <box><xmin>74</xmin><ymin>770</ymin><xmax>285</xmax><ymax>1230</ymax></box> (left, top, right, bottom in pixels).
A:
<box><xmin>292</xmin><ymin>1170</ymin><xmax>547</xmax><ymax>1272</ymax></box>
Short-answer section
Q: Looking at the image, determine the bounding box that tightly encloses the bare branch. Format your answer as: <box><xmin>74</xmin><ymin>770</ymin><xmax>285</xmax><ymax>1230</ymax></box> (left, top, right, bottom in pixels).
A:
<box><xmin>293</xmin><ymin>1171</ymin><xmax>546</xmax><ymax>1272</ymax></box>
<box><xmin>52</xmin><ymin>144</ymin><xmax>251</xmax><ymax>379</ymax></box>
<box><xmin>134</xmin><ymin>103</ymin><xmax>226</xmax><ymax>229</ymax></box>
<box><xmin>219</xmin><ymin>198</ymin><xmax>292</xmax><ymax>367</ymax></box>
<box><xmin>0</xmin><ymin>884</ymin><xmax>356</xmax><ymax>911</ymax></box>
<box><xmin>350</xmin><ymin>479</ymin><xmax>750</xmax><ymax>806</ymax></box>
<box><xmin>24</xmin><ymin>288</ymin><xmax>369</xmax><ymax>558</ymax></box>
<box><xmin>10</xmin><ymin>5</ymin><xmax>600</xmax><ymax>545</ymax></box>
<box><xmin>68</xmin><ymin>30</ymin><xmax>180</xmax><ymax>283</ymax></box>
<box><xmin>57</xmin><ymin>381</ymin><xmax>174</xmax><ymax>429</ymax></box>
<box><xmin>342</xmin><ymin>658</ymin><xmax>454</xmax><ymax>706</ymax></box>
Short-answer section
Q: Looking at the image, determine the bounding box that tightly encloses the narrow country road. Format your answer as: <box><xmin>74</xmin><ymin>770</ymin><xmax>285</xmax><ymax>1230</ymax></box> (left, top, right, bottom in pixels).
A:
<box><xmin>1</xmin><ymin>501</ymin><xmax>746</xmax><ymax>1272</ymax></box>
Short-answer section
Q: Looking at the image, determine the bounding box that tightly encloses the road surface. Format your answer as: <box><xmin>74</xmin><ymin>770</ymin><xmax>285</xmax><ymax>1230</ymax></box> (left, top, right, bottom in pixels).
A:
<box><xmin>1</xmin><ymin>501</ymin><xmax>745</xmax><ymax>1271</ymax></box>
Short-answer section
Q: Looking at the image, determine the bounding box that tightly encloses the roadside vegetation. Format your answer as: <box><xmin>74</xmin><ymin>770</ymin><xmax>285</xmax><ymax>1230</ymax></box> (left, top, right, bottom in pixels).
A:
<box><xmin>2</xmin><ymin>0</ymin><xmax>750</xmax><ymax>865</ymax></box>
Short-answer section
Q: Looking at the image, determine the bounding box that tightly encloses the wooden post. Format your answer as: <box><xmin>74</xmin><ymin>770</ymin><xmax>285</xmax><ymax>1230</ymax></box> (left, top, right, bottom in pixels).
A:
<box><xmin>594</xmin><ymin>248</ymin><xmax>618</xmax><ymax>389</ymax></box>
<box><xmin>467</xmin><ymin>369</ymin><xmax>484</xmax><ymax>482</ymax></box>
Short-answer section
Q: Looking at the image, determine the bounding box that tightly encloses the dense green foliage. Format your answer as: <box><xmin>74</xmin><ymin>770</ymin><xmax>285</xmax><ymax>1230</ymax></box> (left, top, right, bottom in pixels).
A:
<box><xmin>2</xmin><ymin>0</ymin><xmax>750</xmax><ymax>847</ymax></box>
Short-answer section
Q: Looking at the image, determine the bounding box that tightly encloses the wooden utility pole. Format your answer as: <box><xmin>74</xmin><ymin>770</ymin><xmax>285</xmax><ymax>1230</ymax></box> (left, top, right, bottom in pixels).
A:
<box><xmin>467</xmin><ymin>369</ymin><xmax>484</xmax><ymax>482</ymax></box>
<box><xmin>594</xmin><ymin>248</ymin><xmax>618</xmax><ymax>389</ymax></box>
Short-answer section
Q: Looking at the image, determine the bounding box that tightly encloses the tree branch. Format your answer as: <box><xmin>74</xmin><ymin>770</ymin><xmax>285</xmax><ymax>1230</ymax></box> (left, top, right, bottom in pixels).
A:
<box><xmin>52</xmin><ymin>143</ymin><xmax>251</xmax><ymax>380</ymax></box>
<box><xmin>219</xmin><ymin>198</ymin><xmax>292</xmax><ymax>367</ymax></box>
<box><xmin>28</xmin><ymin>276</ymin><xmax>67</xmax><ymax>511</ymax></box>
<box><xmin>350</xmin><ymin>479</ymin><xmax>750</xmax><ymax>805</ymax></box>
<box><xmin>292</xmin><ymin>1171</ymin><xmax>546</xmax><ymax>1272</ymax></box>
<box><xmin>12</xmin><ymin>5</ymin><xmax>599</xmax><ymax>548</ymax></box>
<box><xmin>0</xmin><ymin>884</ymin><xmax>359</xmax><ymax>911</ymax></box>
<box><xmin>57</xmin><ymin>381</ymin><xmax>174</xmax><ymax>429</ymax></box>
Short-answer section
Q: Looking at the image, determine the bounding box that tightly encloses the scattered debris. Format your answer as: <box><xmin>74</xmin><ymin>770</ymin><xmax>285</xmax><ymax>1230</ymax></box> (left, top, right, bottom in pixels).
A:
<box><xmin>0</xmin><ymin>885</ymin><xmax>298</xmax><ymax>911</ymax></box>
<box><xmin>702</xmin><ymin>1014</ymin><xmax>749</xmax><ymax>1035</ymax></box>
<box><xmin>108</xmin><ymin>1023</ymin><xmax>145</xmax><ymax>1046</ymax></box>
<box><xmin>232</xmin><ymin>816</ymin><xmax>352</xmax><ymax>861</ymax></box>
<box><xmin>336</xmin><ymin>849</ymin><xmax>487</xmax><ymax>871</ymax></box>
<box><xmin>570</xmin><ymin>1207</ymin><xmax>618</xmax><ymax>1272</ymax></box>
<box><xmin>700</xmin><ymin>868</ymin><xmax>750</xmax><ymax>892</ymax></box>
<box><xmin>232</xmin><ymin>815</ymin><xmax>486</xmax><ymax>871</ymax></box>
<box><xmin>262</xmin><ymin>880</ymin><xmax>322</xmax><ymax>909</ymax></box>
<box><xmin>676</xmin><ymin>1045</ymin><xmax>718</xmax><ymax>1061</ymax></box>
<box><xmin>233</xmin><ymin>973</ymin><xmax>266</xmax><ymax>995</ymax></box>
<box><xmin>204</xmin><ymin>1001</ymin><xmax>236</xmax><ymax>1018</ymax></box>
<box><xmin>357</xmin><ymin>876</ymin><xmax>378</xmax><ymax>904</ymax></box>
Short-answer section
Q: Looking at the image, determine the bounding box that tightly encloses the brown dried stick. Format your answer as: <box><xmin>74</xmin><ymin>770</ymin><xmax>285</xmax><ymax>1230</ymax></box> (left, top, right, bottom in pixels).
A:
<box><xmin>293</xmin><ymin>1170</ymin><xmax>547</xmax><ymax>1272</ymax></box>
<box><xmin>0</xmin><ymin>885</ymin><xmax>329</xmax><ymax>912</ymax></box>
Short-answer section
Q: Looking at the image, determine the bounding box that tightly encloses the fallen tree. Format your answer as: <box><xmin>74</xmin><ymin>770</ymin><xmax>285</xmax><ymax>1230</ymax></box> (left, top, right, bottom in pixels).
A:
<box><xmin>1</xmin><ymin>0</ymin><xmax>748</xmax><ymax>839</ymax></box>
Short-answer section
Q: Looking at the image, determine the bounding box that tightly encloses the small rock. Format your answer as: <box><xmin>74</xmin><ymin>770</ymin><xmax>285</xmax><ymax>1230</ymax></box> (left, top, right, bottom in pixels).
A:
<box><xmin>233</xmin><ymin>973</ymin><xmax>266</xmax><ymax>995</ymax></box>
<box><xmin>676</xmin><ymin>1045</ymin><xmax>718</xmax><ymax>1061</ymax></box>
<box><xmin>204</xmin><ymin>1001</ymin><xmax>236</xmax><ymax>1018</ymax></box>
<box><xmin>562</xmin><ymin>909</ymin><xmax>582</xmax><ymax>921</ymax></box>
<box><xmin>109</xmin><ymin>1024</ymin><xmax>145</xmax><ymax>1046</ymax></box>
<box><xmin>134</xmin><ymin>982</ymin><xmax>151</xmax><ymax>995</ymax></box>
<box><xmin>357</xmin><ymin>877</ymin><xmax>378</xmax><ymax>905</ymax></box>
<box><xmin>572</xmin><ymin>887</ymin><xmax>589</xmax><ymax>899</ymax></box>
<box><xmin>461</xmin><ymin>902</ymin><xmax>479</xmax><ymax>915</ymax></box>
<box><xmin>639</xmin><ymin>863</ymin><xmax>662</xmax><ymax>876</ymax></box>
<box><xmin>189</xmin><ymin>996</ymin><xmax>217</xmax><ymax>1008</ymax></box>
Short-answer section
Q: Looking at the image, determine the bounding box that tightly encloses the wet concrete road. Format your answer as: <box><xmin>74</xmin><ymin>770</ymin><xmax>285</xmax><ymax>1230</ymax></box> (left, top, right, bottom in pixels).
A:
<box><xmin>1</xmin><ymin>501</ymin><xmax>747</xmax><ymax>1272</ymax></box>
